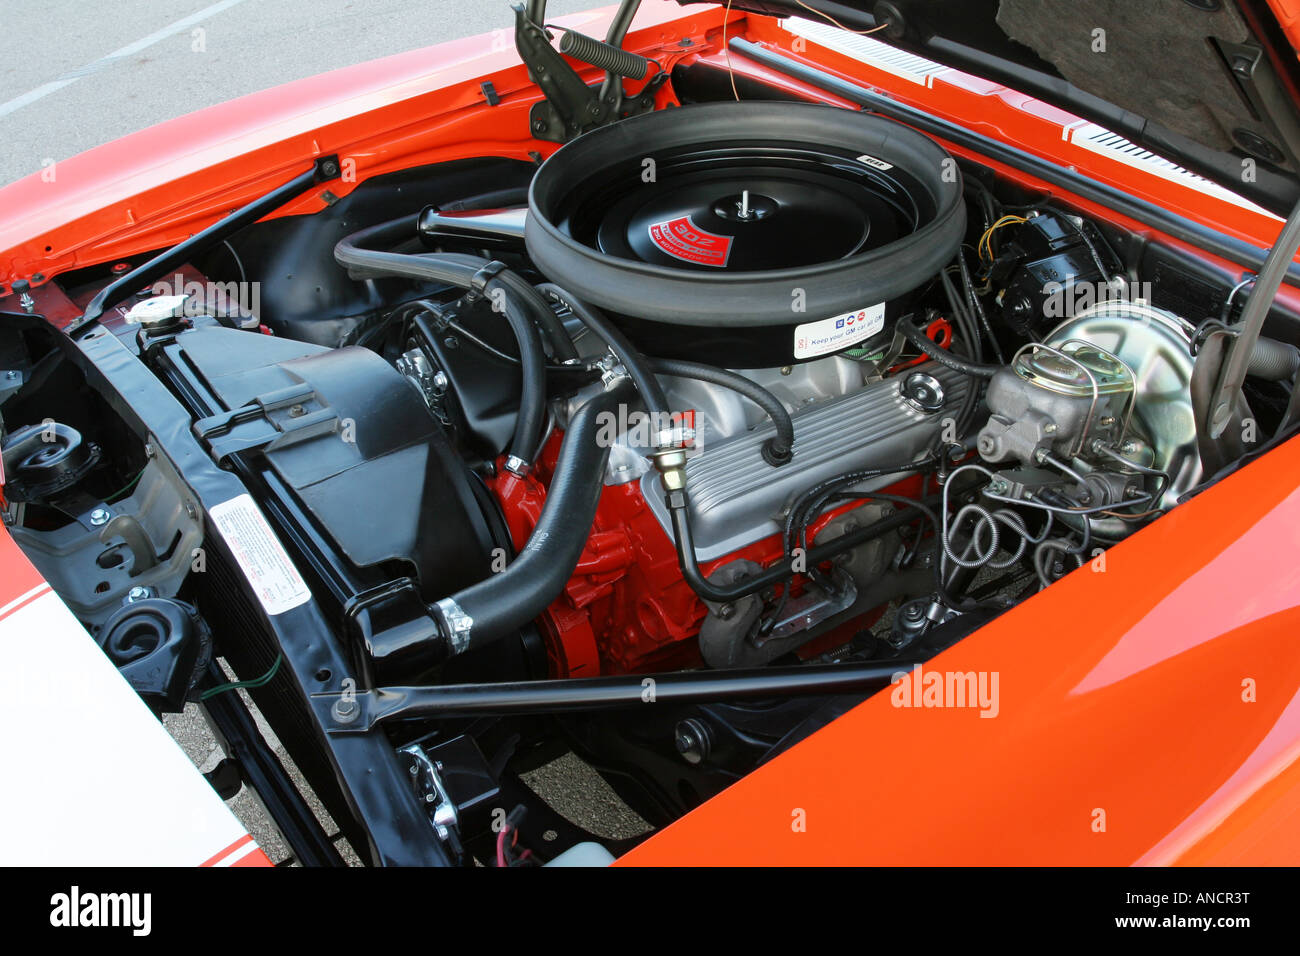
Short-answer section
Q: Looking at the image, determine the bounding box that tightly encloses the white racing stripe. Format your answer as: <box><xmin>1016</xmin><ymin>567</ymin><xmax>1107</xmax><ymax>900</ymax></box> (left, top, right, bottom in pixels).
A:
<box><xmin>784</xmin><ymin>17</ymin><xmax>949</xmax><ymax>87</ymax></box>
<box><xmin>210</xmin><ymin>837</ymin><xmax>260</xmax><ymax>867</ymax></box>
<box><xmin>0</xmin><ymin>589</ymin><xmax>258</xmax><ymax>865</ymax></box>
<box><xmin>0</xmin><ymin>582</ymin><xmax>50</xmax><ymax>621</ymax></box>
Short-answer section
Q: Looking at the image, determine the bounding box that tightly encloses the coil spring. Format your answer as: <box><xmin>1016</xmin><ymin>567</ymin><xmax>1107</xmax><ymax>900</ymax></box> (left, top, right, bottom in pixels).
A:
<box><xmin>558</xmin><ymin>29</ymin><xmax>650</xmax><ymax>80</ymax></box>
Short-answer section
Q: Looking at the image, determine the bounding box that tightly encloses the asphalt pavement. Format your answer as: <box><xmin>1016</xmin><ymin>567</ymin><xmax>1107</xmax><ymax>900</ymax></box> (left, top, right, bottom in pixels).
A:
<box><xmin>2</xmin><ymin>0</ymin><xmax>649</xmax><ymax>864</ymax></box>
<box><xmin>0</xmin><ymin>0</ymin><xmax>596</xmax><ymax>188</ymax></box>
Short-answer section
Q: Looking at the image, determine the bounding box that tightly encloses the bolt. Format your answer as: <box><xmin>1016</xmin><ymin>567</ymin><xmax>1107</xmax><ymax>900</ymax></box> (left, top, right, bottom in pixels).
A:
<box><xmin>288</xmin><ymin>403</ymin><xmax>306</xmax><ymax>417</ymax></box>
<box><xmin>126</xmin><ymin>586</ymin><xmax>152</xmax><ymax>603</ymax></box>
<box><xmin>331</xmin><ymin>697</ymin><xmax>358</xmax><ymax>724</ymax></box>
<box><xmin>780</xmin><ymin>366</ymin><xmax>793</xmax><ymax>376</ymax></box>
<box><xmin>673</xmin><ymin>719</ymin><xmax>711</xmax><ymax>765</ymax></box>
<box><xmin>144</xmin><ymin>442</ymin><xmax>156</xmax><ymax>458</ymax></box>
<box><xmin>1043</xmin><ymin>423</ymin><xmax>1058</xmax><ymax>435</ymax></box>
<box><xmin>90</xmin><ymin>508</ymin><xmax>110</xmax><ymax>526</ymax></box>
<box><xmin>717</xmin><ymin>603</ymin><xmax>735</xmax><ymax>620</ymax></box>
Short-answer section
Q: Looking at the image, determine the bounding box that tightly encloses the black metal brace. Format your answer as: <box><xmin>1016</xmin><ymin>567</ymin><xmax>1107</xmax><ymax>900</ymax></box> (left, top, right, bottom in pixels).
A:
<box><xmin>70</xmin><ymin>154</ymin><xmax>340</xmax><ymax>337</ymax></box>
<box><xmin>309</xmin><ymin>660</ymin><xmax>912</xmax><ymax>733</ymax></box>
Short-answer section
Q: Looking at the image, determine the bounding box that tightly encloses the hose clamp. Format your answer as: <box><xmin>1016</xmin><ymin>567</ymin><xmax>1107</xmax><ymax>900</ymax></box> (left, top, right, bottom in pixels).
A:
<box><xmin>468</xmin><ymin>260</ymin><xmax>508</xmax><ymax>298</ymax></box>
<box><xmin>654</xmin><ymin>426</ymin><xmax>696</xmax><ymax>449</ymax></box>
<box><xmin>600</xmin><ymin>363</ymin><xmax>629</xmax><ymax>389</ymax></box>
<box><xmin>434</xmin><ymin>597</ymin><xmax>474</xmax><ymax>655</ymax></box>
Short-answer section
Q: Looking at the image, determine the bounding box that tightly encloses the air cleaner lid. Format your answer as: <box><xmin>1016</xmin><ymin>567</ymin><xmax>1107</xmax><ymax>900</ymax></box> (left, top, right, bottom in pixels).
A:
<box><xmin>526</xmin><ymin>102</ymin><xmax>965</xmax><ymax>327</ymax></box>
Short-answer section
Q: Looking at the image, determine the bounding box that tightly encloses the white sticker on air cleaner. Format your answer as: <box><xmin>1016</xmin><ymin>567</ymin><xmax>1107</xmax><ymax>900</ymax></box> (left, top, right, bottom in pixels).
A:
<box><xmin>210</xmin><ymin>494</ymin><xmax>311</xmax><ymax>616</ymax></box>
<box><xmin>856</xmin><ymin>153</ymin><xmax>894</xmax><ymax>170</ymax></box>
<box><xmin>793</xmin><ymin>303</ymin><xmax>887</xmax><ymax>359</ymax></box>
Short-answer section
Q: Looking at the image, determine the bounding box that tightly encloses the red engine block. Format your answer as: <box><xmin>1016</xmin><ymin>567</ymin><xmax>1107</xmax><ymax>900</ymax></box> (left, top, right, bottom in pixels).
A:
<box><xmin>488</xmin><ymin>434</ymin><xmax>910</xmax><ymax>677</ymax></box>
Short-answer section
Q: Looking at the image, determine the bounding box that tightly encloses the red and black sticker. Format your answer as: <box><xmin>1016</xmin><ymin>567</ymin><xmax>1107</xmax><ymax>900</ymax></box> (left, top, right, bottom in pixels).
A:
<box><xmin>647</xmin><ymin>216</ymin><xmax>733</xmax><ymax>267</ymax></box>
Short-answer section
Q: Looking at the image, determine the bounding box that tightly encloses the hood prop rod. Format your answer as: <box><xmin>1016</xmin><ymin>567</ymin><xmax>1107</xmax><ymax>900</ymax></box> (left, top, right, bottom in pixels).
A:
<box><xmin>1206</xmin><ymin>196</ymin><xmax>1300</xmax><ymax>439</ymax></box>
<box><xmin>69</xmin><ymin>154</ymin><xmax>340</xmax><ymax>338</ymax></box>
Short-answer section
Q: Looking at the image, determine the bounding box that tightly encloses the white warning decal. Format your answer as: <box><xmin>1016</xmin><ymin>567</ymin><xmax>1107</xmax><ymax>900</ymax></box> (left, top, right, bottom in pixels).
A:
<box><xmin>210</xmin><ymin>494</ymin><xmax>311</xmax><ymax>616</ymax></box>
<box><xmin>793</xmin><ymin>303</ymin><xmax>886</xmax><ymax>359</ymax></box>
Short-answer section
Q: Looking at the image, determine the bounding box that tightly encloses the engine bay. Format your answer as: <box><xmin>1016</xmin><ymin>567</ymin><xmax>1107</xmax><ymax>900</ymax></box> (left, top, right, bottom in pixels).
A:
<box><xmin>3</xmin><ymin>27</ymin><xmax>1299</xmax><ymax>865</ymax></box>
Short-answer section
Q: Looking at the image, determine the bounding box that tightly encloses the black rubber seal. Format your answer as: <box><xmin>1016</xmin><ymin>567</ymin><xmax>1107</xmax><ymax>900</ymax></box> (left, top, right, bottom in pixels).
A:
<box><xmin>526</xmin><ymin>102</ymin><xmax>966</xmax><ymax>327</ymax></box>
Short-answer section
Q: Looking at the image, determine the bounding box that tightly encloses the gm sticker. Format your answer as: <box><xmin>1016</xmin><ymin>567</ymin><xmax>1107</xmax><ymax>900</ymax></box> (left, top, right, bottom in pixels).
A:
<box><xmin>794</xmin><ymin>303</ymin><xmax>886</xmax><ymax>359</ymax></box>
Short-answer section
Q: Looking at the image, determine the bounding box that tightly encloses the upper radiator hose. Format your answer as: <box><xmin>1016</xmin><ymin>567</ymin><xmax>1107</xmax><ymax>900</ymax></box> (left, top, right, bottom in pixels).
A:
<box><xmin>431</xmin><ymin>379</ymin><xmax>635</xmax><ymax>655</ymax></box>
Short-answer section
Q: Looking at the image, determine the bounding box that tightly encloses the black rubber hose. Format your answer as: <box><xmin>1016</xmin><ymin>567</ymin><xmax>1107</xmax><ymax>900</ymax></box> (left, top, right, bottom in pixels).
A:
<box><xmin>897</xmin><ymin>315</ymin><xmax>1000</xmax><ymax>379</ymax></box>
<box><xmin>421</xmin><ymin>252</ymin><xmax>574</xmax><ymax>361</ymax></box>
<box><xmin>506</xmin><ymin>272</ymin><xmax>580</xmax><ymax>362</ymax></box>
<box><xmin>333</xmin><ymin>225</ymin><xmax>547</xmax><ymax>467</ymax></box>
<box><xmin>535</xmin><ymin>282</ymin><xmax>671</xmax><ymax>421</ymax></box>
<box><xmin>423</xmin><ymin>254</ymin><xmax>577</xmax><ymax>361</ymax></box>
<box><xmin>647</xmin><ymin>358</ymin><xmax>794</xmax><ymax>465</ymax></box>
<box><xmin>433</xmin><ymin>380</ymin><xmax>634</xmax><ymax>653</ymax></box>
<box><xmin>337</xmin><ymin>229</ymin><xmax>577</xmax><ymax>363</ymax></box>
<box><xmin>406</xmin><ymin>305</ymin><xmax>575</xmax><ymax>373</ymax></box>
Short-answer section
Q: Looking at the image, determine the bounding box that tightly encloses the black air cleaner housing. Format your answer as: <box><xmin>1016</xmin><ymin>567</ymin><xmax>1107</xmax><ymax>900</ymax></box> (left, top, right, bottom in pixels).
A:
<box><xmin>526</xmin><ymin>102</ymin><xmax>965</xmax><ymax>366</ymax></box>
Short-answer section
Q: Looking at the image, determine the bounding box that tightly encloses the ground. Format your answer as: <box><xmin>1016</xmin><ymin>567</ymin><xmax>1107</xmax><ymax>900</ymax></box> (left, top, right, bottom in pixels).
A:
<box><xmin>0</xmin><ymin>0</ymin><xmax>596</xmax><ymax>187</ymax></box>
<box><xmin>2</xmin><ymin>0</ymin><xmax>651</xmax><ymax>864</ymax></box>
